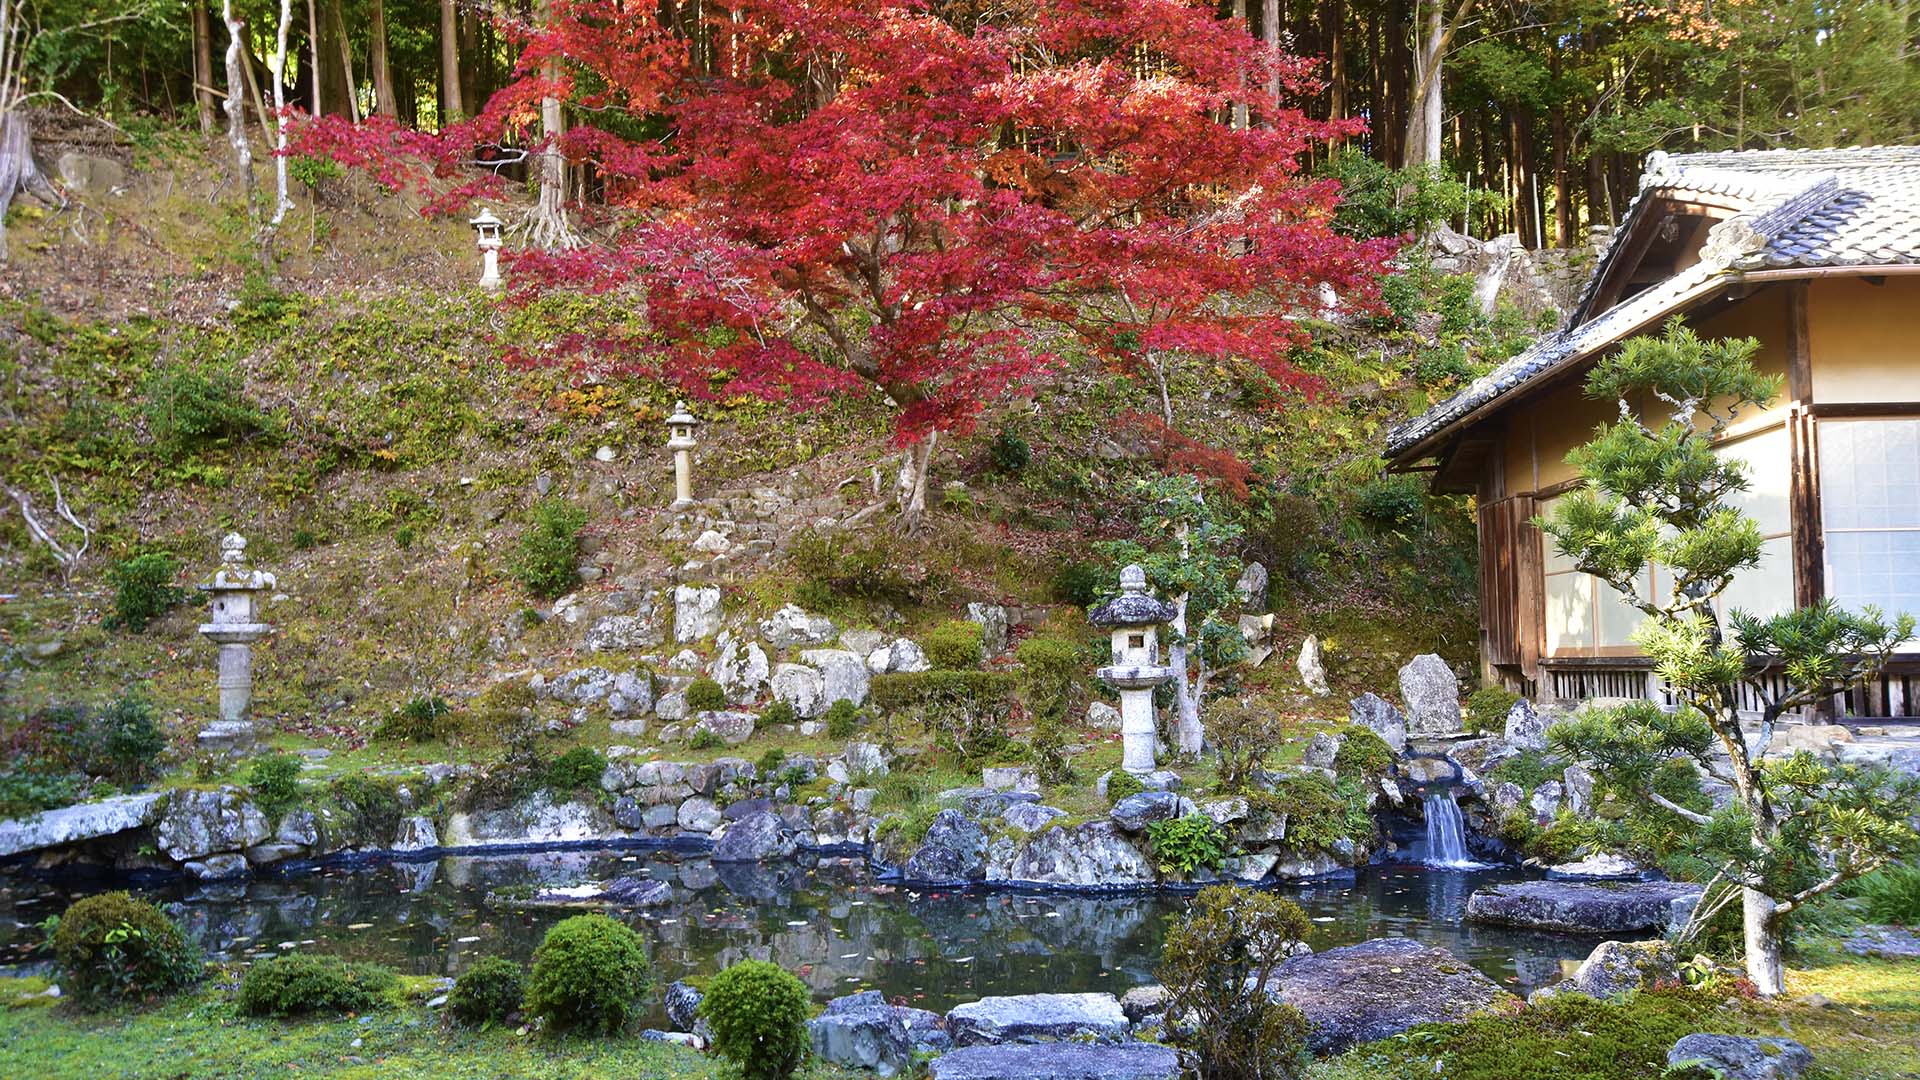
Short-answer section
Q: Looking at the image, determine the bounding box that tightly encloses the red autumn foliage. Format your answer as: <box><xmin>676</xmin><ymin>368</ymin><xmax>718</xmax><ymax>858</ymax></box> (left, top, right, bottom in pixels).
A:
<box><xmin>291</xmin><ymin>0</ymin><xmax>1393</xmax><ymax>480</ymax></box>
<box><xmin>1117</xmin><ymin>409</ymin><xmax>1256</xmax><ymax>501</ymax></box>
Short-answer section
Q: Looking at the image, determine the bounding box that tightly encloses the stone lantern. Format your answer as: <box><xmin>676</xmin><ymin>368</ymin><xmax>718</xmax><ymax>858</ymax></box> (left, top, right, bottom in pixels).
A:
<box><xmin>666</xmin><ymin>400</ymin><xmax>699</xmax><ymax>510</ymax></box>
<box><xmin>198</xmin><ymin>533</ymin><xmax>275</xmax><ymax>751</ymax></box>
<box><xmin>1090</xmin><ymin>564</ymin><xmax>1178</xmax><ymax>774</ymax></box>
<box><xmin>470</xmin><ymin>207</ymin><xmax>503</xmax><ymax>290</ymax></box>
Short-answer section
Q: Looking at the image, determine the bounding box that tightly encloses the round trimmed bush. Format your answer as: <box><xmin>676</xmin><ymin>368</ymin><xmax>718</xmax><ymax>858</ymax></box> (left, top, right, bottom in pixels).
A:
<box><xmin>700</xmin><ymin>959</ymin><xmax>812</xmax><ymax>1080</ymax></box>
<box><xmin>449</xmin><ymin>956</ymin><xmax>526</xmax><ymax>1027</ymax></box>
<box><xmin>51</xmin><ymin>891</ymin><xmax>201</xmax><ymax>1007</ymax></box>
<box><xmin>922</xmin><ymin>620</ymin><xmax>985</xmax><ymax>670</ymax></box>
<box><xmin>524</xmin><ymin>914</ymin><xmax>652</xmax><ymax>1034</ymax></box>
<box><xmin>822</xmin><ymin>699</ymin><xmax>862</xmax><ymax>740</ymax></box>
<box><xmin>237</xmin><ymin>953</ymin><xmax>397</xmax><ymax>1016</ymax></box>
<box><xmin>686</xmin><ymin>677</ymin><xmax>727</xmax><ymax>712</ymax></box>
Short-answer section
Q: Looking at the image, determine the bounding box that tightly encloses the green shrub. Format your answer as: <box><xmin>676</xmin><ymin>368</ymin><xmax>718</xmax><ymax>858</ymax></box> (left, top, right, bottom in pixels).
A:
<box><xmin>1105</xmin><ymin>769</ymin><xmax>1146</xmax><ymax>806</ymax></box>
<box><xmin>1853</xmin><ymin>863</ymin><xmax>1920</xmax><ymax>925</ymax></box>
<box><xmin>700</xmin><ymin>959</ymin><xmax>813</xmax><ymax>1080</ymax></box>
<box><xmin>457</xmin><ymin>739</ymin><xmax>549</xmax><ymax>813</ymax></box>
<box><xmin>1207</xmin><ymin>701</ymin><xmax>1280</xmax><ymax>793</ymax></box>
<box><xmin>1015</xmin><ymin>636</ymin><xmax>1081</xmax><ymax>723</ymax></box>
<box><xmin>546</xmin><ymin>746</ymin><xmax>607</xmax><ymax>794</ymax></box>
<box><xmin>757</xmin><ymin>747</ymin><xmax>788</xmax><ymax>776</ymax></box>
<box><xmin>1486</xmin><ymin>750</ymin><xmax>1561</xmax><ymax>793</ymax></box>
<box><xmin>923</xmin><ymin>620</ymin><xmax>985</xmax><ymax>669</ymax></box>
<box><xmin>247</xmin><ymin>753</ymin><xmax>303</xmax><ymax>818</ymax></box>
<box><xmin>448</xmin><ymin>956</ymin><xmax>526</xmax><ymax>1027</ymax></box>
<box><xmin>1257</xmin><ymin>775</ymin><xmax>1373</xmax><ymax>853</ymax></box>
<box><xmin>689</xmin><ymin>727</ymin><xmax>724</xmax><ymax>750</ymax></box>
<box><xmin>237</xmin><ymin>953</ymin><xmax>397</xmax><ymax>1017</ymax></box>
<box><xmin>512</xmin><ymin>500</ymin><xmax>588</xmax><ymax>599</ymax></box>
<box><xmin>93</xmin><ymin>695</ymin><xmax>166</xmax><ymax>784</ymax></box>
<box><xmin>1157</xmin><ymin>885</ymin><xmax>1313</xmax><ymax>1080</ymax></box>
<box><xmin>0</xmin><ymin>768</ymin><xmax>84</xmax><ymax>817</ymax></box>
<box><xmin>328</xmin><ymin>774</ymin><xmax>404</xmax><ymax>846</ymax></box>
<box><xmin>760</xmin><ymin>699</ymin><xmax>797</xmax><ymax>727</ymax></box>
<box><xmin>1499</xmin><ymin>808</ymin><xmax>1600</xmax><ymax>865</ymax></box>
<box><xmin>1466</xmin><ymin>686</ymin><xmax>1521</xmax><ymax>735</ymax></box>
<box><xmin>375</xmin><ymin>695</ymin><xmax>461</xmax><ymax>743</ymax></box>
<box><xmin>822</xmin><ymin>699</ymin><xmax>863</xmax><ymax>740</ymax></box>
<box><xmin>870</xmin><ymin>671</ymin><xmax>1015</xmax><ymax>762</ymax></box>
<box><xmin>1049</xmin><ymin>560</ymin><xmax>1103</xmax><ymax>608</ymax></box>
<box><xmin>787</xmin><ymin>528</ymin><xmax>942</xmax><ymax>607</ymax></box>
<box><xmin>51</xmin><ymin>892</ymin><xmax>201</xmax><ymax>1007</ymax></box>
<box><xmin>1331</xmin><ymin>724</ymin><xmax>1395</xmax><ymax>781</ymax></box>
<box><xmin>1147</xmin><ymin>814</ymin><xmax>1230</xmax><ymax>876</ymax></box>
<box><xmin>686</xmin><ymin>677</ymin><xmax>726</xmax><ymax>712</ymax></box>
<box><xmin>108</xmin><ymin>552</ymin><xmax>185</xmax><ymax>632</ymax></box>
<box><xmin>142</xmin><ymin>363</ymin><xmax>268</xmax><ymax>454</ymax></box>
<box><xmin>472</xmin><ymin>681</ymin><xmax>538</xmax><ymax>739</ymax></box>
<box><xmin>525</xmin><ymin>914</ymin><xmax>652</xmax><ymax>1035</ymax></box>
<box><xmin>988</xmin><ymin>429</ymin><xmax>1030</xmax><ymax>474</ymax></box>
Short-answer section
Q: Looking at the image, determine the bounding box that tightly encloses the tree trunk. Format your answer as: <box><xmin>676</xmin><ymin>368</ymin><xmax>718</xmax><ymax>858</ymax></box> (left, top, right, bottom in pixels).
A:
<box><xmin>1169</xmin><ymin>598</ymin><xmax>1204</xmax><ymax>755</ymax></box>
<box><xmin>1262</xmin><ymin>0</ymin><xmax>1281</xmax><ymax>111</ymax></box>
<box><xmin>0</xmin><ymin>114</ymin><xmax>64</xmax><ymax>262</ymax></box>
<box><xmin>894</xmin><ymin>431</ymin><xmax>939</xmax><ymax>532</ymax></box>
<box><xmin>439</xmin><ymin>0</ymin><xmax>464</xmax><ymax>124</ymax></box>
<box><xmin>369</xmin><ymin>0</ymin><xmax>397</xmax><ymax>117</ymax></box>
<box><xmin>330</xmin><ymin>0</ymin><xmax>360</xmax><ymax>121</ymax></box>
<box><xmin>313</xmin><ymin>0</ymin><xmax>352</xmax><ymax>118</ymax></box>
<box><xmin>1404</xmin><ymin>0</ymin><xmax>1445</xmax><ymax>168</ymax></box>
<box><xmin>268</xmin><ymin>0</ymin><xmax>293</xmax><ymax>224</ymax></box>
<box><xmin>1742</xmin><ymin>888</ymin><xmax>1787</xmax><ymax>995</ymax></box>
<box><xmin>221</xmin><ymin>0</ymin><xmax>253</xmax><ymax>211</ymax></box>
<box><xmin>1324</xmin><ymin>0</ymin><xmax>1346</xmax><ymax>122</ymax></box>
<box><xmin>193</xmin><ymin>2</ymin><xmax>217</xmax><ymax>135</ymax></box>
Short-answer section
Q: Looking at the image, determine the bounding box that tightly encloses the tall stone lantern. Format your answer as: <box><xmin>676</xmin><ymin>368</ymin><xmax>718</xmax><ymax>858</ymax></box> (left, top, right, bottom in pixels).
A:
<box><xmin>1090</xmin><ymin>564</ymin><xmax>1177</xmax><ymax>775</ymax></box>
<box><xmin>198</xmin><ymin>533</ymin><xmax>275</xmax><ymax>749</ymax></box>
<box><xmin>470</xmin><ymin>208</ymin><xmax>504</xmax><ymax>290</ymax></box>
<box><xmin>666</xmin><ymin>400</ymin><xmax>699</xmax><ymax>510</ymax></box>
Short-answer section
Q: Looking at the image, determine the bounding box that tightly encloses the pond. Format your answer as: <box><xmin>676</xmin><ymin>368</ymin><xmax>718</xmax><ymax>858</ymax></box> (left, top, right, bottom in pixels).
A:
<box><xmin>0</xmin><ymin>848</ymin><xmax>1601</xmax><ymax>1022</ymax></box>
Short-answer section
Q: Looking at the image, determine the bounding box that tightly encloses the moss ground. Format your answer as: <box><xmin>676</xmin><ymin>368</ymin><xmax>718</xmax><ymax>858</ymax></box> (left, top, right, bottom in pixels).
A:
<box><xmin>0</xmin><ymin>978</ymin><xmax>860</xmax><ymax>1080</ymax></box>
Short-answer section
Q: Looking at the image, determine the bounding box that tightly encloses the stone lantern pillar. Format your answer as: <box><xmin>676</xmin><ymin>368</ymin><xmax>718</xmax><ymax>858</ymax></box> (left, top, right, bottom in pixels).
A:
<box><xmin>666</xmin><ymin>400</ymin><xmax>699</xmax><ymax>510</ymax></box>
<box><xmin>1090</xmin><ymin>564</ymin><xmax>1177</xmax><ymax>775</ymax></box>
<box><xmin>470</xmin><ymin>208</ymin><xmax>504</xmax><ymax>290</ymax></box>
<box><xmin>198</xmin><ymin>533</ymin><xmax>275</xmax><ymax>750</ymax></box>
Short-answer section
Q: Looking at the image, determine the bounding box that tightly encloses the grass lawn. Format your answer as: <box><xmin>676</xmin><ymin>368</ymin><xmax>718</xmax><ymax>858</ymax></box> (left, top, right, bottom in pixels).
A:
<box><xmin>0</xmin><ymin>977</ymin><xmax>862</xmax><ymax>1080</ymax></box>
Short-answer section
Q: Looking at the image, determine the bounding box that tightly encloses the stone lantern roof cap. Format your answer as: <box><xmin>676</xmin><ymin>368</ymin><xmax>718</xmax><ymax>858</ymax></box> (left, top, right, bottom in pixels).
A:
<box><xmin>666</xmin><ymin>400</ymin><xmax>699</xmax><ymax>427</ymax></box>
<box><xmin>469</xmin><ymin>208</ymin><xmax>502</xmax><ymax>229</ymax></box>
<box><xmin>1088</xmin><ymin>564</ymin><xmax>1176</xmax><ymax>626</ymax></box>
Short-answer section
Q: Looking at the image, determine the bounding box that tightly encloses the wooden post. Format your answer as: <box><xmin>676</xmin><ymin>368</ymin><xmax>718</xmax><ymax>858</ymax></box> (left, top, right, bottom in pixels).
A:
<box><xmin>1785</xmin><ymin>282</ymin><xmax>1830</xmax><ymax>719</ymax></box>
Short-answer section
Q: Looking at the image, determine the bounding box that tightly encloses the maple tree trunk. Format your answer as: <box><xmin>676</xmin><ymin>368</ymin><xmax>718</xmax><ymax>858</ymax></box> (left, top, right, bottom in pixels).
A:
<box><xmin>439</xmin><ymin>0</ymin><xmax>464</xmax><ymax>123</ymax></box>
<box><xmin>530</xmin><ymin>0</ymin><xmax>576</xmax><ymax>248</ymax></box>
<box><xmin>193</xmin><ymin>2</ymin><xmax>218</xmax><ymax>135</ymax></box>
<box><xmin>369</xmin><ymin>0</ymin><xmax>398</xmax><ymax>117</ymax></box>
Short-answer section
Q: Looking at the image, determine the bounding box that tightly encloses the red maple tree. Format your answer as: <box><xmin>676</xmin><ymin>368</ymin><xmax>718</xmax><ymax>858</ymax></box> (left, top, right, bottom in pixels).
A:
<box><xmin>294</xmin><ymin>0</ymin><xmax>1393</xmax><ymax>526</ymax></box>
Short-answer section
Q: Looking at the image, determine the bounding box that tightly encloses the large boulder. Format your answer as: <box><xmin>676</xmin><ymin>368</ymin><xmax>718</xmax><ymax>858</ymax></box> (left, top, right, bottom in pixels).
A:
<box><xmin>1297</xmin><ymin>634</ymin><xmax>1330</xmax><ymax>695</ymax></box>
<box><xmin>1398</xmin><ymin>654</ymin><xmax>1462</xmax><ymax>735</ymax></box>
<box><xmin>761</xmin><ymin>604</ymin><xmax>838</xmax><ymax>649</ymax></box>
<box><xmin>1108</xmin><ymin>792</ymin><xmax>1187</xmax><ymax>833</ymax></box>
<box><xmin>442</xmin><ymin>791</ymin><xmax>613</xmax><ymax>847</ymax></box>
<box><xmin>946</xmin><ymin>992</ymin><xmax>1130</xmax><ymax>1046</ymax></box>
<box><xmin>156</xmin><ymin>788</ymin><xmax>270</xmax><ymax>861</ymax></box>
<box><xmin>1466</xmin><ymin>880</ymin><xmax>1704</xmax><ymax>934</ymax></box>
<box><xmin>810</xmin><ymin>991</ymin><xmax>912</xmax><ymax>1076</ymax></box>
<box><xmin>690</xmin><ymin>710</ymin><xmax>757</xmax><ymax>746</ymax></box>
<box><xmin>800</xmin><ymin>648</ymin><xmax>871</xmax><ymax>707</ymax></box>
<box><xmin>903</xmin><ymin>810</ymin><xmax>988</xmax><ymax>884</ymax></box>
<box><xmin>1001</xmin><ymin>803</ymin><xmax>1067</xmax><ymax>833</ymax></box>
<box><xmin>868</xmin><ymin>638</ymin><xmax>931</xmax><ymax>674</ymax></box>
<box><xmin>585</xmin><ymin>613</ymin><xmax>662</xmax><ymax>651</ymax></box>
<box><xmin>673</xmin><ymin>585</ymin><xmax>723</xmax><ymax>642</ymax></box>
<box><xmin>1504</xmin><ymin>698</ymin><xmax>1548</xmax><ymax>751</ymax></box>
<box><xmin>708</xmin><ymin>633</ymin><xmax>771</xmax><ymax>704</ymax></box>
<box><xmin>928</xmin><ymin>1043</ymin><xmax>1180</xmax><ymax>1080</ymax></box>
<box><xmin>664</xmin><ymin>980</ymin><xmax>703</xmax><ymax>1030</ymax></box>
<box><xmin>1667</xmin><ymin>1035</ymin><xmax>1813</xmax><ymax>1080</ymax></box>
<box><xmin>1533</xmin><ymin>939</ymin><xmax>1679</xmax><ymax>1001</ymax></box>
<box><xmin>986</xmin><ymin>822</ymin><xmax>1155</xmax><ymax>888</ymax></box>
<box><xmin>712</xmin><ymin>810</ymin><xmax>797</xmax><ymax>862</ymax></box>
<box><xmin>1349</xmin><ymin>693</ymin><xmax>1407</xmax><ymax>753</ymax></box>
<box><xmin>1235</xmin><ymin>562</ymin><xmax>1269</xmax><ymax>608</ymax></box>
<box><xmin>966</xmin><ymin>602</ymin><xmax>1010</xmax><ymax>657</ymax></box>
<box><xmin>0</xmin><ymin>792</ymin><xmax>167</xmax><ymax>857</ymax></box>
<box><xmin>772</xmin><ymin>662</ymin><xmax>827</xmax><ymax>717</ymax></box>
<box><xmin>1265</xmin><ymin>937</ymin><xmax>1511</xmax><ymax>1054</ymax></box>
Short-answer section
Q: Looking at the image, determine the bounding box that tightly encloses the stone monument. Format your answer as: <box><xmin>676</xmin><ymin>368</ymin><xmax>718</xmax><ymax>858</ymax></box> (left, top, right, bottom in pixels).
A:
<box><xmin>197</xmin><ymin>533</ymin><xmax>275</xmax><ymax>753</ymax></box>
<box><xmin>666</xmin><ymin>400</ymin><xmax>699</xmax><ymax>510</ymax></box>
<box><xmin>1090</xmin><ymin>564</ymin><xmax>1178</xmax><ymax>775</ymax></box>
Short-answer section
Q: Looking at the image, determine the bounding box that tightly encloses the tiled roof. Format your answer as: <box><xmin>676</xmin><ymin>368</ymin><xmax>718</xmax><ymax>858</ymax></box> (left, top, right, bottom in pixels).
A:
<box><xmin>1385</xmin><ymin>146</ymin><xmax>1920</xmax><ymax>461</ymax></box>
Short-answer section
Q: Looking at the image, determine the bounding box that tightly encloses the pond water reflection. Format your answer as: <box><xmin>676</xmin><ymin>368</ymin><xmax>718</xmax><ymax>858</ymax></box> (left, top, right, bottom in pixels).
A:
<box><xmin>0</xmin><ymin>848</ymin><xmax>1603</xmax><ymax>1019</ymax></box>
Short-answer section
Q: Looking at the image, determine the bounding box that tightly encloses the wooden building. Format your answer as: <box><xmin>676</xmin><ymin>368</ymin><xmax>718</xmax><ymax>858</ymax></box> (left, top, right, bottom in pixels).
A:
<box><xmin>1385</xmin><ymin>147</ymin><xmax>1920</xmax><ymax>716</ymax></box>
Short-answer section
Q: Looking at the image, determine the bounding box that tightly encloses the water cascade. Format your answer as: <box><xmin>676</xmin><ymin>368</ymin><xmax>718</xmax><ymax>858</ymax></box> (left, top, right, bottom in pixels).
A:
<box><xmin>1422</xmin><ymin>791</ymin><xmax>1483</xmax><ymax>869</ymax></box>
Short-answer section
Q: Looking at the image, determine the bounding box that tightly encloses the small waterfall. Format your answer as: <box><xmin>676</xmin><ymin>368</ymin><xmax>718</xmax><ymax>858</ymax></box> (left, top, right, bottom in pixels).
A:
<box><xmin>1422</xmin><ymin>791</ymin><xmax>1482</xmax><ymax>869</ymax></box>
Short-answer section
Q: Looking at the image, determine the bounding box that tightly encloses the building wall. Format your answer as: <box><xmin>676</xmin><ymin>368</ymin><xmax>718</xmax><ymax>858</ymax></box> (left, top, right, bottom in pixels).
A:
<box><xmin>1809</xmin><ymin>276</ymin><xmax>1920</xmax><ymax>403</ymax></box>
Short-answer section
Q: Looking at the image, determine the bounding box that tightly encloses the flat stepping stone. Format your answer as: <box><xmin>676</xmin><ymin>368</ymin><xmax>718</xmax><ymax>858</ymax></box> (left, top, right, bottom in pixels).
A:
<box><xmin>928</xmin><ymin>1043</ymin><xmax>1180</xmax><ymax>1080</ymax></box>
<box><xmin>1844</xmin><ymin>925</ymin><xmax>1920</xmax><ymax>961</ymax></box>
<box><xmin>0</xmin><ymin>793</ymin><xmax>167</xmax><ymax>857</ymax></box>
<box><xmin>1266</xmin><ymin>937</ymin><xmax>1513</xmax><ymax>1053</ymax></box>
<box><xmin>1466</xmin><ymin>879</ymin><xmax>1702</xmax><ymax>934</ymax></box>
<box><xmin>946</xmin><ymin>992</ymin><xmax>1129</xmax><ymax>1046</ymax></box>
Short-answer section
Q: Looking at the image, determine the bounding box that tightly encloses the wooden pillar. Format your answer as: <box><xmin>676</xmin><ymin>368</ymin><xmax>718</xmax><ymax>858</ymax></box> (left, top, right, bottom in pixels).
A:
<box><xmin>1785</xmin><ymin>282</ymin><xmax>1830</xmax><ymax>718</ymax></box>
